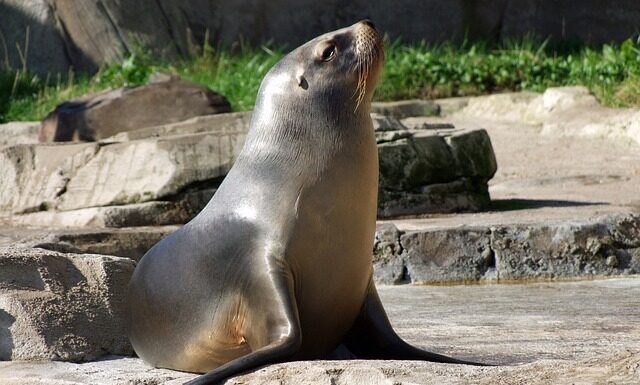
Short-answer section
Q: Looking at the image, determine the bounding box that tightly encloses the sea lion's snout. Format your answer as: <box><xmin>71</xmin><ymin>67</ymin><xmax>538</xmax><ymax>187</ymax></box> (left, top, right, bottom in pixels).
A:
<box><xmin>353</xmin><ymin>19</ymin><xmax>381</xmax><ymax>48</ymax></box>
<box><xmin>351</xmin><ymin>20</ymin><xmax>383</xmax><ymax>107</ymax></box>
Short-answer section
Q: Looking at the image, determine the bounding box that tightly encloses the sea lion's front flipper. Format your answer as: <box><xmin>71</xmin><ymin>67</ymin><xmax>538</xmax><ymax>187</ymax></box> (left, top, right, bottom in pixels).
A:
<box><xmin>184</xmin><ymin>264</ymin><xmax>302</xmax><ymax>385</ymax></box>
<box><xmin>341</xmin><ymin>278</ymin><xmax>490</xmax><ymax>366</ymax></box>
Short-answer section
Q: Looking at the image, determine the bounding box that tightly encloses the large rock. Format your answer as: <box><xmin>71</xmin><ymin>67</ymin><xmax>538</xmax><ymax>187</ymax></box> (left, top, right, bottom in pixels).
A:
<box><xmin>377</xmin><ymin>127</ymin><xmax>497</xmax><ymax>217</ymax></box>
<box><xmin>0</xmin><ymin>247</ymin><xmax>135</xmax><ymax>361</ymax></box>
<box><xmin>39</xmin><ymin>79</ymin><xmax>231</xmax><ymax>142</ymax></box>
<box><xmin>0</xmin><ymin>0</ymin><xmax>72</xmax><ymax>75</ymax></box>
<box><xmin>0</xmin><ymin>111</ymin><xmax>247</xmax><ymax>225</ymax></box>
<box><xmin>0</xmin><ymin>0</ymin><xmax>214</xmax><ymax>74</ymax></box>
<box><xmin>1</xmin><ymin>109</ymin><xmax>495</xmax><ymax>224</ymax></box>
<box><xmin>501</xmin><ymin>0</ymin><xmax>640</xmax><ymax>46</ymax></box>
<box><xmin>57</xmin><ymin>132</ymin><xmax>238</xmax><ymax>210</ymax></box>
<box><xmin>51</xmin><ymin>1</ymin><xmax>181</xmax><ymax>70</ymax></box>
<box><xmin>374</xmin><ymin>213</ymin><xmax>640</xmax><ymax>284</ymax></box>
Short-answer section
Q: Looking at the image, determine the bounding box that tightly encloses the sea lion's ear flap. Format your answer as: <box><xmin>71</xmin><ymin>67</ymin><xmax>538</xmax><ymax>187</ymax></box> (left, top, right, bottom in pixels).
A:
<box><xmin>296</xmin><ymin>69</ymin><xmax>308</xmax><ymax>90</ymax></box>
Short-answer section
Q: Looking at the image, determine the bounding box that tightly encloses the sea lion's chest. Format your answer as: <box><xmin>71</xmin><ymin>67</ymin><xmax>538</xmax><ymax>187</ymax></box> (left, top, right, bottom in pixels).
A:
<box><xmin>284</xmin><ymin>142</ymin><xmax>378</xmax><ymax>356</ymax></box>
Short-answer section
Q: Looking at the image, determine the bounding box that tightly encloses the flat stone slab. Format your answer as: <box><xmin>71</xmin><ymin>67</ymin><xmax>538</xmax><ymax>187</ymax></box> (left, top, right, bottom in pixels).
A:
<box><xmin>2</xmin><ymin>226</ymin><xmax>178</xmax><ymax>261</ymax></box>
<box><xmin>103</xmin><ymin>112</ymin><xmax>252</xmax><ymax>142</ymax></box>
<box><xmin>372</xmin><ymin>99</ymin><xmax>440</xmax><ymax>119</ymax></box>
<box><xmin>1</xmin><ymin>278</ymin><xmax>638</xmax><ymax>384</ymax></box>
<box><xmin>1</xmin><ymin>109</ymin><xmax>497</xmax><ymax>223</ymax></box>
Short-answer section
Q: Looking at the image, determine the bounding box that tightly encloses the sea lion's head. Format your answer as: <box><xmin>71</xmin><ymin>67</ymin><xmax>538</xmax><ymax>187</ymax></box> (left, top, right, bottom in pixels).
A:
<box><xmin>245</xmin><ymin>21</ymin><xmax>384</xmax><ymax>167</ymax></box>
<box><xmin>254</xmin><ymin>20</ymin><xmax>384</xmax><ymax>123</ymax></box>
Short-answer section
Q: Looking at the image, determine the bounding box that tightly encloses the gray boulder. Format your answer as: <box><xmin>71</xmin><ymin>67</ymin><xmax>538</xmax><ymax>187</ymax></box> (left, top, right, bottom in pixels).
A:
<box><xmin>0</xmin><ymin>247</ymin><xmax>134</xmax><ymax>361</ymax></box>
<box><xmin>377</xmin><ymin>127</ymin><xmax>497</xmax><ymax>217</ymax></box>
<box><xmin>39</xmin><ymin>79</ymin><xmax>231</xmax><ymax>142</ymax></box>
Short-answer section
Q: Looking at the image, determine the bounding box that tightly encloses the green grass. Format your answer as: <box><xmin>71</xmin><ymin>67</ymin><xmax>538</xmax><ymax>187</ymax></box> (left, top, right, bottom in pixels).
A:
<box><xmin>2</xmin><ymin>38</ymin><xmax>640</xmax><ymax>123</ymax></box>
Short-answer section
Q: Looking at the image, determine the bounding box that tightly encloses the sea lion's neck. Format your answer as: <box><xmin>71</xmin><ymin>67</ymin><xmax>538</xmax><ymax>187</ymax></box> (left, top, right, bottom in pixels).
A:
<box><xmin>236</xmin><ymin>102</ymin><xmax>374</xmax><ymax>181</ymax></box>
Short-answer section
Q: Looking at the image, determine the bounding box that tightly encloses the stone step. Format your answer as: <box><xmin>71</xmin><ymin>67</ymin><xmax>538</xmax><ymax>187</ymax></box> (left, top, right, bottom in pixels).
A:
<box><xmin>9</xmin><ymin>226</ymin><xmax>178</xmax><ymax>261</ymax></box>
<box><xmin>375</xmin><ymin>212</ymin><xmax>640</xmax><ymax>284</ymax></box>
<box><xmin>3</xmin><ymin>210</ymin><xmax>638</xmax><ymax>286</ymax></box>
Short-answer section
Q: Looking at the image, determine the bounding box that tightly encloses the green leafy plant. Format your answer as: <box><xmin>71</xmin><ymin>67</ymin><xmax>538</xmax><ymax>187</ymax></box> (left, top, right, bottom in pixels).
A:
<box><xmin>2</xmin><ymin>37</ymin><xmax>640</xmax><ymax>124</ymax></box>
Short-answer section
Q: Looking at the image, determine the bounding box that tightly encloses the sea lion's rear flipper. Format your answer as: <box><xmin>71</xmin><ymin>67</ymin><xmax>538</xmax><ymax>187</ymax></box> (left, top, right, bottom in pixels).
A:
<box><xmin>184</xmin><ymin>265</ymin><xmax>302</xmax><ymax>385</ymax></box>
<box><xmin>341</xmin><ymin>279</ymin><xmax>490</xmax><ymax>366</ymax></box>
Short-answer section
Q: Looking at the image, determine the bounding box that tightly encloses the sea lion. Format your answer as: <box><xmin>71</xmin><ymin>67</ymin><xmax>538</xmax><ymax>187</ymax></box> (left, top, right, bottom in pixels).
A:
<box><xmin>126</xmin><ymin>20</ymin><xmax>486</xmax><ymax>385</ymax></box>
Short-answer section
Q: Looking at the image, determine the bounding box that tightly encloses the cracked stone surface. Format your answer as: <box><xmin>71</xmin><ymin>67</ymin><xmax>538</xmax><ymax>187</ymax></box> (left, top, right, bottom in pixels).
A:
<box><xmin>0</xmin><ymin>247</ymin><xmax>134</xmax><ymax>361</ymax></box>
<box><xmin>374</xmin><ymin>214</ymin><xmax>640</xmax><ymax>284</ymax></box>
<box><xmin>0</xmin><ymin>143</ymin><xmax>99</xmax><ymax>214</ymax></box>
<box><xmin>3</xmin><ymin>226</ymin><xmax>178</xmax><ymax>262</ymax></box>
<box><xmin>0</xmin><ymin>278</ymin><xmax>638</xmax><ymax>384</ymax></box>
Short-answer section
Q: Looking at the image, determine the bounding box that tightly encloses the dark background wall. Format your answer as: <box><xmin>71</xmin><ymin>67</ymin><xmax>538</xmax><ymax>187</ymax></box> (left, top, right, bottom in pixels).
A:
<box><xmin>1</xmin><ymin>0</ymin><xmax>639</xmax><ymax>75</ymax></box>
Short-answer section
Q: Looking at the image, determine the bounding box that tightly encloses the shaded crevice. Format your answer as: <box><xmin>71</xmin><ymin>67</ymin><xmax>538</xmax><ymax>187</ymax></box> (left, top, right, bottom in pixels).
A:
<box><xmin>396</xmin><ymin>229</ymin><xmax>411</xmax><ymax>284</ymax></box>
<box><xmin>54</xmin><ymin>180</ymin><xmax>68</xmax><ymax>198</ymax></box>
<box><xmin>396</xmin><ymin>229</ymin><xmax>406</xmax><ymax>256</ymax></box>
<box><xmin>96</xmin><ymin>0</ymin><xmax>130</xmax><ymax>54</ymax></box>
<box><xmin>397</xmin><ymin>264</ymin><xmax>412</xmax><ymax>285</ymax></box>
<box><xmin>484</xmin><ymin>247</ymin><xmax>496</xmax><ymax>269</ymax></box>
<box><xmin>494</xmin><ymin>0</ymin><xmax>510</xmax><ymax>44</ymax></box>
<box><xmin>489</xmin><ymin>227</ymin><xmax>501</xmax><ymax>281</ymax></box>
<box><xmin>52</xmin><ymin>145</ymin><xmax>101</xmax><ymax>206</ymax></box>
<box><xmin>161</xmin><ymin>176</ymin><xmax>225</xmax><ymax>202</ymax></box>
<box><xmin>47</xmin><ymin>1</ymin><xmax>74</xmax><ymax>70</ymax></box>
<box><xmin>153</xmin><ymin>0</ymin><xmax>185</xmax><ymax>57</ymax></box>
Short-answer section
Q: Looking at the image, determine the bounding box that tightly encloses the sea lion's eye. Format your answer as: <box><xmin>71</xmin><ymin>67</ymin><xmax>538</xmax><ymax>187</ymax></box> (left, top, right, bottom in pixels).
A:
<box><xmin>321</xmin><ymin>45</ymin><xmax>336</xmax><ymax>61</ymax></box>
